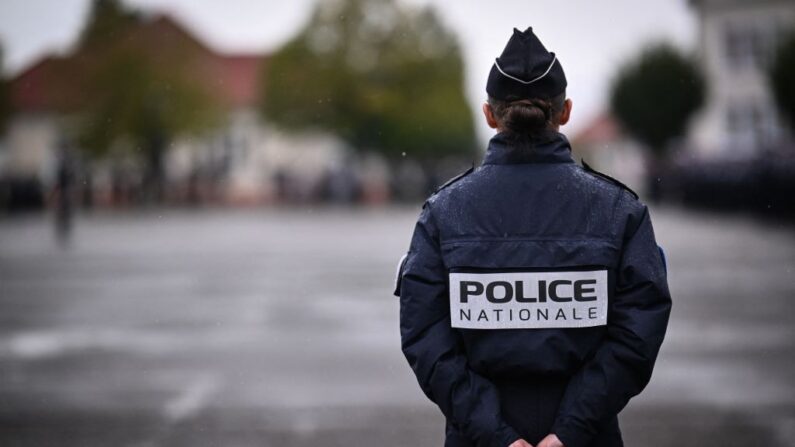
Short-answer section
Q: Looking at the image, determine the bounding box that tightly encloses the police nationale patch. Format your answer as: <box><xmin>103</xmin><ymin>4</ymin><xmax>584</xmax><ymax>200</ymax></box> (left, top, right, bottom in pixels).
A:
<box><xmin>449</xmin><ymin>268</ymin><xmax>608</xmax><ymax>329</ymax></box>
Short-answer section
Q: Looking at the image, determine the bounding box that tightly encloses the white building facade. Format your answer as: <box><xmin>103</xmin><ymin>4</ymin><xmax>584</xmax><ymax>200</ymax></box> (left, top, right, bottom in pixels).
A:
<box><xmin>0</xmin><ymin>16</ymin><xmax>358</xmax><ymax>208</ymax></box>
<box><xmin>688</xmin><ymin>0</ymin><xmax>795</xmax><ymax>158</ymax></box>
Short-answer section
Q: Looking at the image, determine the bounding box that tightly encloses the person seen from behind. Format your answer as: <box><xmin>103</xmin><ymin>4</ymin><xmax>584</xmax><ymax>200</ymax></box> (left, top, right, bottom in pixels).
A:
<box><xmin>395</xmin><ymin>27</ymin><xmax>672</xmax><ymax>447</ymax></box>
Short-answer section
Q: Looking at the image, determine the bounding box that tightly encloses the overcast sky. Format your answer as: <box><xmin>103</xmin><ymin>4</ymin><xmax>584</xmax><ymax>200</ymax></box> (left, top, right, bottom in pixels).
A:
<box><xmin>0</xmin><ymin>0</ymin><xmax>696</xmax><ymax>140</ymax></box>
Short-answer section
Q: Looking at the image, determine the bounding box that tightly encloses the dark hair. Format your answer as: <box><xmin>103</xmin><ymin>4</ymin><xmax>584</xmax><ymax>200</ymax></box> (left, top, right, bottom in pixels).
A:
<box><xmin>487</xmin><ymin>92</ymin><xmax>566</xmax><ymax>137</ymax></box>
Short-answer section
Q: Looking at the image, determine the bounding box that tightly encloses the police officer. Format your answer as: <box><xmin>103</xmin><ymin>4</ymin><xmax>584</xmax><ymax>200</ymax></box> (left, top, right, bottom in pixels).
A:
<box><xmin>395</xmin><ymin>27</ymin><xmax>671</xmax><ymax>447</ymax></box>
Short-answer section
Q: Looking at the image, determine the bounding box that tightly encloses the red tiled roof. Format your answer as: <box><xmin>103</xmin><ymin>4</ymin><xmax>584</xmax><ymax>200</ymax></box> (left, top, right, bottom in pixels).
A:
<box><xmin>572</xmin><ymin>113</ymin><xmax>624</xmax><ymax>147</ymax></box>
<box><xmin>216</xmin><ymin>55</ymin><xmax>266</xmax><ymax>108</ymax></box>
<box><xmin>10</xmin><ymin>15</ymin><xmax>266</xmax><ymax>113</ymax></box>
<box><xmin>10</xmin><ymin>56</ymin><xmax>83</xmax><ymax>113</ymax></box>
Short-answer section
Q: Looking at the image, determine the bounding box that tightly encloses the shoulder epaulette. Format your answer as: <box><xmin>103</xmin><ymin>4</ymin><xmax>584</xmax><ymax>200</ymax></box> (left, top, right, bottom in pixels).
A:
<box><xmin>423</xmin><ymin>164</ymin><xmax>474</xmax><ymax>209</ymax></box>
<box><xmin>581</xmin><ymin>159</ymin><xmax>639</xmax><ymax>200</ymax></box>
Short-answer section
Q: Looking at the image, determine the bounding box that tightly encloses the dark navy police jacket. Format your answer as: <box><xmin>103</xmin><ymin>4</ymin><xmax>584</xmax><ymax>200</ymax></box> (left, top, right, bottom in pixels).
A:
<box><xmin>395</xmin><ymin>131</ymin><xmax>672</xmax><ymax>447</ymax></box>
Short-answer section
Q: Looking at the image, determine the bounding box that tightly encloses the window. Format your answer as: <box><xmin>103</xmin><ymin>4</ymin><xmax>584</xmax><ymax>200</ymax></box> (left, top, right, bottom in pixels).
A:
<box><xmin>725</xmin><ymin>101</ymin><xmax>768</xmax><ymax>154</ymax></box>
<box><xmin>722</xmin><ymin>21</ymin><xmax>779</xmax><ymax>71</ymax></box>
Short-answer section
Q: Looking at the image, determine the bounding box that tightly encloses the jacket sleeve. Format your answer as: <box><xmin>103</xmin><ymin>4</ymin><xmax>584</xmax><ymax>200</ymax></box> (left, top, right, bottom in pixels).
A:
<box><xmin>551</xmin><ymin>200</ymin><xmax>672</xmax><ymax>447</ymax></box>
<box><xmin>399</xmin><ymin>205</ymin><xmax>520</xmax><ymax>447</ymax></box>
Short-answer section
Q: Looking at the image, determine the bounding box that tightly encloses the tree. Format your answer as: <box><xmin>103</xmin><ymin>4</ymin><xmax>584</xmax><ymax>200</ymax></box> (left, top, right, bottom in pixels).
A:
<box><xmin>261</xmin><ymin>0</ymin><xmax>476</xmax><ymax>161</ymax></box>
<box><xmin>78</xmin><ymin>0</ymin><xmax>140</xmax><ymax>49</ymax></box>
<box><xmin>75</xmin><ymin>1</ymin><xmax>219</xmax><ymax>201</ymax></box>
<box><xmin>0</xmin><ymin>45</ymin><xmax>11</xmax><ymax>135</ymax></box>
<box><xmin>769</xmin><ymin>31</ymin><xmax>795</xmax><ymax>131</ymax></box>
<box><xmin>79</xmin><ymin>50</ymin><xmax>217</xmax><ymax>196</ymax></box>
<box><xmin>610</xmin><ymin>44</ymin><xmax>705</xmax><ymax>158</ymax></box>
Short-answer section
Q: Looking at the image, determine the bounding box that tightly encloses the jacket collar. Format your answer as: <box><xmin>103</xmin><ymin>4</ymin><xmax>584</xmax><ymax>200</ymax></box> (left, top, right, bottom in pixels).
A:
<box><xmin>482</xmin><ymin>130</ymin><xmax>574</xmax><ymax>165</ymax></box>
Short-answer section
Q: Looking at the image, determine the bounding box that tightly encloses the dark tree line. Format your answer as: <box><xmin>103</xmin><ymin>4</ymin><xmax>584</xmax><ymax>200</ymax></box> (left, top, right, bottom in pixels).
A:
<box><xmin>769</xmin><ymin>31</ymin><xmax>795</xmax><ymax>131</ymax></box>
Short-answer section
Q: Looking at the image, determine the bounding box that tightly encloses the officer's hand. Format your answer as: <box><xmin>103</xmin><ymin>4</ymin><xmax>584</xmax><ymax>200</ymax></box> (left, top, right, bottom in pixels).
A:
<box><xmin>537</xmin><ymin>434</ymin><xmax>564</xmax><ymax>447</ymax></box>
<box><xmin>508</xmin><ymin>439</ymin><xmax>533</xmax><ymax>447</ymax></box>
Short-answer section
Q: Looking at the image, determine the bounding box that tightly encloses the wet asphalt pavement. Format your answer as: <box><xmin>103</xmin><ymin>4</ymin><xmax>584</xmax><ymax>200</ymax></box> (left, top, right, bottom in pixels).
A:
<box><xmin>0</xmin><ymin>206</ymin><xmax>793</xmax><ymax>447</ymax></box>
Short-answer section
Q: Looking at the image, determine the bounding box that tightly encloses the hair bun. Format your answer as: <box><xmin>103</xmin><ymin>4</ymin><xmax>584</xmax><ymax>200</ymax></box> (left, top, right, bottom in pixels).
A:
<box><xmin>503</xmin><ymin>99</ymin><xmax>551</xmax><ymax>134</ymax></box>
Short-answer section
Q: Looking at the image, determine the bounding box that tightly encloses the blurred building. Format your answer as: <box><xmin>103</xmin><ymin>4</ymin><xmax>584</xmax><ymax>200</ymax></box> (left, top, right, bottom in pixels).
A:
<box><xmin>0</xmin><ymin>14</ymin><xmax>353</xmax><ymax>207</ymax></box>
<box><xmin>571</xmin><ymin>113</ymin><xmax>646</xmax><ymax>195</ymax></box>
<box><xmin>688</xmin><ymin>0</ymin><xmax>795</xmax><ymax>158</ymax></box>
<box><xmin>575</xmin><ymin>0</ymin><xmax>794</xmax><ymax>191</ymax></box>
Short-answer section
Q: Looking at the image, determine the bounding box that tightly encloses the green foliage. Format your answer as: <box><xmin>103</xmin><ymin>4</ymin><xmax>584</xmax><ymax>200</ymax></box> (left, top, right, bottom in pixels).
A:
<box><xmin>78</xmin><ymin>0</ymin><xmax>140</xmax><ymax>49</ymax></box>
<box><xmin>610</xmin><ymin>44</ymin><xmax>706</xmax><ymax>156</ymax></box>
<box><xmin>261</xmin><ymin>0</ymin><xmax>476</xmax><ymax>160</ymax></box>
<box><xmin>769</xmin><ymin>30</ymin><xmax>795</xmax><ymax>131</ymax></box>
<box><xmin>75</xmin><ymin>1</ymin><xmax>218</xmax><ymax>161</ymax></box>
<box><xmin>78</xmin><ymin>48</ymin><xmax>217</xmax><ymax>159</ymax></box>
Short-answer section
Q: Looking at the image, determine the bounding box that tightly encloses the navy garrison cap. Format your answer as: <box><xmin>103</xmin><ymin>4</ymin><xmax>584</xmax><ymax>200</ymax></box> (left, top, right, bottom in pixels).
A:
<box><xmin>486</xmin><ymin>27</ymin><xmax>567</xmax><ymax>100</ymax></box>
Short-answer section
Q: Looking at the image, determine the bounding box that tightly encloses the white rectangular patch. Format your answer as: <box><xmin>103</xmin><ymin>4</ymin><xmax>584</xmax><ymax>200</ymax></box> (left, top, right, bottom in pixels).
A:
<box><xmin>449</xmin><ymin>269</ymin><xmax>608</xmax><ymax>329</ymax></box>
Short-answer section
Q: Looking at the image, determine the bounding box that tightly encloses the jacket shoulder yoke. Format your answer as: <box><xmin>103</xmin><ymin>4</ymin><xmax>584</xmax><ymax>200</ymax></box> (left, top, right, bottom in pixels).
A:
<box><xmin>581</xmin><ymin>159</ymin><xmax>639</xmax><ymax>200</ymax></box>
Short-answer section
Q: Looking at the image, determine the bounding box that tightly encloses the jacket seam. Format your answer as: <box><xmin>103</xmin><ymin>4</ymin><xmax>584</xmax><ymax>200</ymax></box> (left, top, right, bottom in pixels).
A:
<box><xmin>441</xmin><ymin>237</ymin><xmax>618</xmax><ymax>248</ymax></box>
<box><xmin>482</xmin><ymin>159</ymin><xmax>576</xmax><ymax>165</ymax></box>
